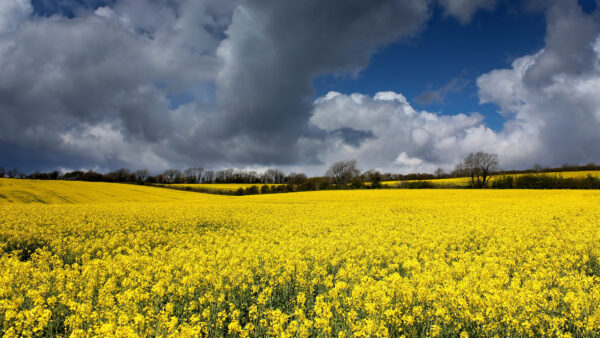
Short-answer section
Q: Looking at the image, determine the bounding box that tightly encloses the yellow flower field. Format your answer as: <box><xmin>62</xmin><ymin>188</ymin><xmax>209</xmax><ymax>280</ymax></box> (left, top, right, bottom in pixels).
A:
<box><xmin>382</xmin><ymin>170</ymin><xmax>600</xmax><ymax>187</ymax></box>
<box><xmin>1</xmin><ymin>179</ymin><xmax>600</xmax><ymax>336</ymax></box>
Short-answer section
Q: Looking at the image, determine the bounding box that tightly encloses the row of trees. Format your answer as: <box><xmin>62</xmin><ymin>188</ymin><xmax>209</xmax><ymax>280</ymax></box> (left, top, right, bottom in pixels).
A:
<box><xmin>3</xmin><ymin>153</ymin><xmax>599</xmax><ymax>189</ymax></box>
<box><xmin>1</xmin><ymin>167</ymin><xmax>297</xmax><ymax>185</ymax></box>
<box><xmin>323</xmin><ymin>152</ymin><xmax>499</xmax><ymax>188</ymax></box>
<box><xmin>0</xmin><ymin>167</ymin><xmax>23</xmax><ymax>179</ymax></box>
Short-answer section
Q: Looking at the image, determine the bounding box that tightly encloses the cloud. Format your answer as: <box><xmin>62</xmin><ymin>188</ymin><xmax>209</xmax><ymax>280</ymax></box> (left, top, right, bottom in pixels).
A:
<box><xmin>0</xmin><ymin>0</ymin><xmax>32</xmax><ymax>34</ymax></box>
<box><xmin>438</xmin><ymin>0</ymin><xmax>499</xmax><ymax>24</ymax></box>
<box><xmin>309</xmin><ymin>90</ymin><xmax>494</xmax><ymax>173</ymax></box>
<box><xmin>414</xmin><ymin>78</ymin><xmax>470</xmax><ymax>105</ymax></box>
<box><xmin>211</xmin><ymin>0</ymin><xmax>431</xmax><ymax>165</ymax></box>
<box><xmin>304</xmin><ymin>0</ymin><xmax>600</xmax><ymax>174</ymax></box>
<box><xmin>477</xmin><ymin>0</ymin><xmax>600</xmax><ymax>167</ymax></box>
<box><xmin>1</xmin><ymin>0</ymin><xmax>600</xmax><ymax>176</ymax></box>
<box><xmin>0</xmin><ymin>0</ymin><xmax>432</xmax><ymax>173</ymax></box>
<box><xmin>0</xmin><ymin>0</ymin><xmax>237</xmax><ymax>172</ymax></box>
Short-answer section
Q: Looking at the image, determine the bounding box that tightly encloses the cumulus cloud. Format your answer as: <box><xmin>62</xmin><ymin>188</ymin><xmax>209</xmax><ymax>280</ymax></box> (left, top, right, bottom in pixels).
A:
<box><xmin>477</xmin><ymin>0</ymin><xmax>600</xmax><ymax>167</ymax></box>
<box><xmin>309</xmin><ymin>91</ymin><xmax>494</xmax><ymax>173</ymax></box>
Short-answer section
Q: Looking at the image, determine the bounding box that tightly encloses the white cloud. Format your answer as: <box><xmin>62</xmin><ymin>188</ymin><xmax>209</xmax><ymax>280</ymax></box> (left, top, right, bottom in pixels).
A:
<box><xmin>309</xmin><ymin>91</ymin><xmax>495</xmax><ymax>173</ymax></box>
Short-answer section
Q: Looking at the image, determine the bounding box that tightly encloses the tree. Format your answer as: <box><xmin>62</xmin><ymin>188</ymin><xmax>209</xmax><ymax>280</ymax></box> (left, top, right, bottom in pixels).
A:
<box><xmin>434</xmin><ymin>168</ymin><xmax>445</xmax><ymax>178</ymax></box>
<box><xmin>262</xmin><ymin>169</ymin><xmax>285</xmax><ymax>184</ymax></box>
<box><xmin>0</xmin><ymin>166</ymin><xmax>5</xmax><ymax>178</ymax></box>
<box><xmin>106</xmin><ymin>168</ymin><xmax>131</xmax><ymax>182</ymax></box>
<box><xmin>326</xmin><ymin>160</ymin><xmax>360</xmax><ymax>185</ymax></box>
<box><xmin>183</xmin><ymin>168</ymin><xmax>203</xmax><ymax>183</ymax></box>
<box><xmin>163</xmin><ymin>169</ymin><xmax>183</xmax><ymax>184</ymax></box>
<box><xmin>287</xmin><ymin>172</ymin><xmax>307</xmax><ymax>185</ymax></box>
<box><xmin>7</xmin><ymin>168</ymin><xmax>19</xmax><ymax>178</ymax></box>
<box><xmin>457</xmin><ymin>152</ymin><xmax>499</xmax><ymax>188</ymax></box>
<box><xmin>135</xmin><ymin>169</ymin><xmax>150</xmax><ymax>183</ymax></box>
<box><xmin>204</xmin><ymin>170</ymin><xmax>215</xmax><ymax>183</ymax></box>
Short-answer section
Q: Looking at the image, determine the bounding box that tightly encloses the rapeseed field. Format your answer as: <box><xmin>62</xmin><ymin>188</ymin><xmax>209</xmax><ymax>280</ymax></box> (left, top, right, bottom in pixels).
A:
<box><xmin>1</xmin><ymin>179</ymin><xmax>600</xmax><ymax>336</ymax></box>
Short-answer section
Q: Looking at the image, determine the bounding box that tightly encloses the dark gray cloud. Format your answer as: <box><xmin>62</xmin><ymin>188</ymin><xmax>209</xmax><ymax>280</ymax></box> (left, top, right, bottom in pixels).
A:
<box><xmin>210</xmin><ymin>0</ymin><xmax>430</xmax><ymax>165</ymax></box>
<box><xmin>522</xmin><ymin>0</ymin><xmax>599</xmax><ymax>86</ymax></box>
<box><xmin>1</xmin><ymin>0</ymin><xmax>432</xmax><ymax>173</ymax></box>
<box><xmin>333</xmin><ymin>128</ymin><xmax>376</xmax><ymax>148</ymax></box>
<box><xmin>0</xmin><ymin>0</ymin><xmax>237</xmax><ymax>172</ymax></box>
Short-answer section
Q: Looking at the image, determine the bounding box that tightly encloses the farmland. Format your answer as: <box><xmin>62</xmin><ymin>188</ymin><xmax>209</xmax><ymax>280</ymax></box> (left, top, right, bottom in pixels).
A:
<box><xmin>1</xmin><ymin>179</ymin><xmax>600</xmax><ymax>336</ymax></box>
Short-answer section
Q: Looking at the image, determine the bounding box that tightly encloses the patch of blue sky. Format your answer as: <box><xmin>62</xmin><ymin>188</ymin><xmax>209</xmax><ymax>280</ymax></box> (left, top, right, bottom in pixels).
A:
<box><xmin>313</xmin><ymin>3</ymin><xmax>548</xmax><ymax>132</ymax></box>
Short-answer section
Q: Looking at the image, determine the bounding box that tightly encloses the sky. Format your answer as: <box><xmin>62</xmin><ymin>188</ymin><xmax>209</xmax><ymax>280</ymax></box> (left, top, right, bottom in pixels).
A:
<box><xmin>0</xmin><ymin>0</ymin><xmax>599</xmax><ymax>175</ymax></box>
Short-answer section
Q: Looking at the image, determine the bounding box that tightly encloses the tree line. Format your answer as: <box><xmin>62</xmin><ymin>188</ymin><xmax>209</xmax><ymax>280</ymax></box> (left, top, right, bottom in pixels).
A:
<box><xmin>2</xmin><ymin>152</ymin><xmax>599</xmax><ymax>190</ymax></box>
<box><xmin>0</xmin><ymin>167</ymin><xmax>292</xmax><ymax>185</ymax></box>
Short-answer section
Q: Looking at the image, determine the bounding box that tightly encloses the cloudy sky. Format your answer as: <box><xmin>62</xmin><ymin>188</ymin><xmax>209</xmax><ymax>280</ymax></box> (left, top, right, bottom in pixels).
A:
<box><xmin>1</xmin><ymin>0</ymin><xmax>599</xmax><ymax>175</ymax></box>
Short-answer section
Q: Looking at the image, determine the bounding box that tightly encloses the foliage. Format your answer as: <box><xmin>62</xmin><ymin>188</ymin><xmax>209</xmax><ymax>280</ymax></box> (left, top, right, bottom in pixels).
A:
<box><xmin>396</xmin><ymin>181</ymin><xmax>435</xmax><ymax>189</ymax></box>
<box><xmin>492</xmin><ymin>174</ymin><xmax>600</xmax><ymax>189</ymax></box>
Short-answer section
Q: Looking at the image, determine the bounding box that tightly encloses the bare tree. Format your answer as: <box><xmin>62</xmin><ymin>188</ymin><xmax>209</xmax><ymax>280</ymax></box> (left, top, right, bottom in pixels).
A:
<box><xmin>457</xmin><ymin>152</ymin><xmax>499</xmax><ymax>188</ymax></box>
<box><xmin>184</xmin><ymin>168</ymin><xmax>204</xmax><ymax>183</ymax></box>
<box><xmin>326</xmin><ymin>159</ymin><xmax>360</xmax><ymax>185</ymax></box>
<box><xmin>262</xmin><ymin>169</ymin><xmax>285</xmax><ymax>184</ymax></box>
<box><xmin>204</xmin><ymin>170</ymin><xmax>215</xmax><ymax>183</ymax></box>
<box><xmin>434</xmin><ymin>168</ymin><xmax>445</xmax><ymax>178</ymax></box>
<box><xmin>135</xmin><ymin>169</ymin><xmax>150</xmax><ymax>182</ymax></box>
<box><xmin>7</xmin><ymin>168</ymin><xmax>19</xmax><ymax>178</ymax></box>
<box><xmin>163</xmin><ymin>169</ymin><xmax>183</xmax><ymax>184</ymax></box>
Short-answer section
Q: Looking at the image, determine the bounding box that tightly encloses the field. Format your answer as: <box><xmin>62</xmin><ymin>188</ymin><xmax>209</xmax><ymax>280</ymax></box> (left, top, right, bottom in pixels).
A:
<box><xmin>382</xmin><ymin>170</ymin><xmax>600</xmax><ymax>187</ymax></box>
<box><xmin>162</xmin><ymin>183</ymin><xmax>284</xmax><ymax>192</ymax></box>
<box><xmin>1</xmin><ymin>179</ymin><xmax>600</xmax><ymax>336</ymax></box>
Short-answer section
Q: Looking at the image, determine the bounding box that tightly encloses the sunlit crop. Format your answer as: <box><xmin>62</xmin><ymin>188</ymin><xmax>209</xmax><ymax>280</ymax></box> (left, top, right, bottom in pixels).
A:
<box><xmin>1</xmin><ymin>179</ymin><xmax>600</xmax><ymax>336</ymax></box>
